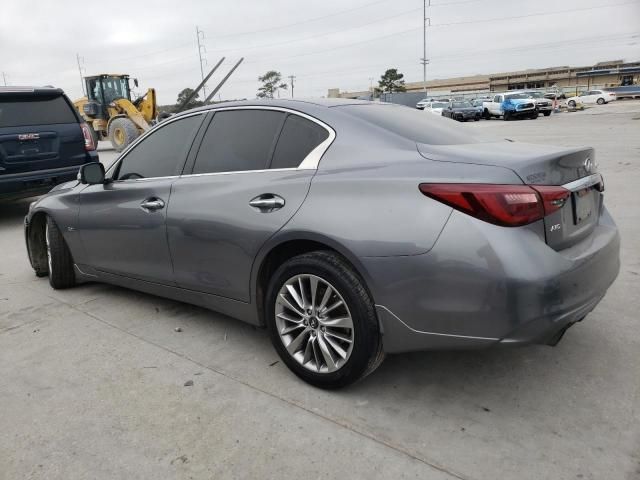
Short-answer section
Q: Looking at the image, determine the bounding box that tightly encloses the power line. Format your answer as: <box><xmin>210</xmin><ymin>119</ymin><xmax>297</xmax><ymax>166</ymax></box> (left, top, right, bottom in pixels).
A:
<box><xmin>76</xmin><ymin>53</ymin><xmax>85</xmax><ymax>95</ymax></box>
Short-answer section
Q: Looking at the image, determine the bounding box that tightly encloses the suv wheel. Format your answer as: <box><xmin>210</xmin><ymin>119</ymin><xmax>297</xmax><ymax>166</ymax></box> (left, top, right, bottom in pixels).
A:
<box><xmin>265</xmin><ymin>251</ymin><xmax>384</xmax><ymax>389</ymax></box>
<box><xmin>45</xmin><ymin>216</ymin><xmax>76</xmax><ymax>289</ymax></box>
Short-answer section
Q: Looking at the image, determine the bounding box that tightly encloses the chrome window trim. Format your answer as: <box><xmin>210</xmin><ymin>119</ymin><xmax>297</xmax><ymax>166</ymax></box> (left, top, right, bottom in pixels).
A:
<box><xmin>105</xmin><ymin>110</ymin><xmax>208</xmax><ymax>178</ymax></box>
<box><xmin>106</xmin><ymin>106</ymin><xmax>336</xmax><ymax>181</ymax></box>
<box><xmin>562</xmin><ymin>173</ymin><xmax>603</xmax><ymax>192</ymax></box>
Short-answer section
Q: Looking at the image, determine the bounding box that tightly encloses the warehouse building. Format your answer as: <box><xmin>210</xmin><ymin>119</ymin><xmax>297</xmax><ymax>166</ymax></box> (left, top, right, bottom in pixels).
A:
<box><xmin>328</xmin><ymin>59</ymin><xmax>640</xmax><ymax>99</ymax></box>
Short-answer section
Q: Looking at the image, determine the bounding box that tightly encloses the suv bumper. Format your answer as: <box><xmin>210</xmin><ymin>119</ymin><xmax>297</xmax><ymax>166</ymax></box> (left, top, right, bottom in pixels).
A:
<box><xmin>0</xmin><ymin>159</ymin><xmax>94</xmax><ymax>200</ymax></box>
<box><xmin>362</xmin><ymin>208</ymin><xmax>620</xmax><ymax>353</ymax></box>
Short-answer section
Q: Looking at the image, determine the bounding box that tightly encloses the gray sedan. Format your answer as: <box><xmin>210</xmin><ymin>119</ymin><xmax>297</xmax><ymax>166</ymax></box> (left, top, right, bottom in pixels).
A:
<box><xmin>24</xmin><ymin>99</ymin><xmax>620</xmax><ymax>388</ymax></box>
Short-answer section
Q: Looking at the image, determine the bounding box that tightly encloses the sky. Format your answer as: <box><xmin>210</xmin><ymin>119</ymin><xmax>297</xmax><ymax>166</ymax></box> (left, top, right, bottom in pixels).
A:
<box><xmin>1</xmin><ymin>0</ymin><xmax>639</xmax><ymax>104</ymax></box>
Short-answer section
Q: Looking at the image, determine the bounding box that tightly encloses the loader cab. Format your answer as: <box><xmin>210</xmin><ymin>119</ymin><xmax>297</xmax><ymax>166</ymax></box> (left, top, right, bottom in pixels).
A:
<box><xmin>85</xmin><ymin>75</ymin><xmax>132</xmax><ymax>115</ymax></box>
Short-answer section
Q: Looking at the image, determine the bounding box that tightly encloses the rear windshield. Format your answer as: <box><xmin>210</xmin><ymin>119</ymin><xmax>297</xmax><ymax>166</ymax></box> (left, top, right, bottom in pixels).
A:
<box><xmin>340</xmin><ymin>104</ymin><xmax>482</xmax><ymax>145</ymax></box>
<box><xmin>0</xmin><ymin>95</ymin><xmax>77</xmax><ymax>128</ymax></box>
<box><xmin>452</xmin><ymin>102</ymin><xmax>472</xmax><ymax>108</ymax></box>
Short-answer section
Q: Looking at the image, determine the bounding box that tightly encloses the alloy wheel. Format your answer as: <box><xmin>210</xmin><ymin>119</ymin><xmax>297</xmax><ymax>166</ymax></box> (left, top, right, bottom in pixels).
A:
<box><xmin>275</xmin><ymin>274</ymin><xmax>354</xmax><ymax>373</ymax></box>
<box><xmin>45</xmin><ymin>222</ymin><xmax>52</xmax><ymax>274</ymax></box>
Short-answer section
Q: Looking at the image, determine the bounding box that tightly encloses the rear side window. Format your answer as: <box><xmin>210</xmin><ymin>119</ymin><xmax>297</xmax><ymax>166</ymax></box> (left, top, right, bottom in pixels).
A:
<box><xmin>340</xmin><ymin>104</ymin><xmax>484</xmax><ymax>145</ymax></box>
<box><xmin>270</xmin><ymin>114</ymin><xmax>329</xmax><ymax>169</ymax></box>
<box><xmin>193</xmin><ymin>110</ymin><xmax>285</xmax><ymax>174</ymax></box>
<box><xmin>116</xmin><ymin>114</ymin><xmax>203</xmax><ymax>180</ymax></box>
<box><xmin>0</xmin><ymin>95</ymin><xmax>77</xmax><ymax>128</ymax></box>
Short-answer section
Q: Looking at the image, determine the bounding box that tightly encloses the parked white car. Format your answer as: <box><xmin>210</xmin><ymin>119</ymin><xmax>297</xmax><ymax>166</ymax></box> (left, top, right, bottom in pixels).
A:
<box><xmin>422</xmin><ymin>101</ymin><xmax>448</xmax><ymax>116</ymax></box>
<box><xmin>567</xmin><ymin>90</ymin><xmax>616</xmax><ymax>107</ymax></box>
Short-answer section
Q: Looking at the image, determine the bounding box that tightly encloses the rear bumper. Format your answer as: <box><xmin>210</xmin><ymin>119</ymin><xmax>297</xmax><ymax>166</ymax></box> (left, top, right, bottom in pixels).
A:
<box><xmin>0</xmin><ymin>156</ymin><xmax>95</xmax><ymax>200</ymax></box>
<box><xmin>363</xmin><ymin>208</ymin><xmax>620</xmax><ymax>353</ymax></box>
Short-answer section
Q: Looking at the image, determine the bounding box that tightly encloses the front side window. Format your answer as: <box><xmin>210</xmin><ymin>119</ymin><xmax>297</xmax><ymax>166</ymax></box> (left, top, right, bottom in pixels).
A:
<box><xmin>270</xmin><ymin>114</ymin><xmax>329</xmax><ymax>169</ymax></box>
<box><xmin>494</xmin><ymin>95</ymin><xmax>501</xmax><ymax>103</ymax></box>
<box><xmin>192</xmin><ymin>110</ymin><xmax>285</xmax><ymax>174</ymax></box>
<box><xmin>116</xmin><ymin>114</ymin><xmax>203</xmax><ymax>180</ymax></box>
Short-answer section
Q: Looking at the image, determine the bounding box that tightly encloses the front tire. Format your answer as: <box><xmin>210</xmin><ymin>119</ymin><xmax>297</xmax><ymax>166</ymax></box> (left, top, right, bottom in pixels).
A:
<box><xmin>265</xmin><ymin>251</ymin><xmax>384</xmax><ymax>389</ymax></box>
<box><xmin>543</xmin><ymin>111</ymin><xmax>551</xmax><ymax>116</ymax></box>
<box><xmin>45</xmin><ymin>216</ymin><xmax>76</xmax><ymax>289</ymax></box>
<box><xmin>568</xmin><ymin>100</ymin><xmax>576</xmax><ymax>108</ymax></box>
<box><xmin>503</xmin><ymin>111</ymin><xmax>510</xmax><ymax>121</ymax></box>
<box><xmin>109</xmin><ymin>118</ymin><xmax>139</xmax><ymax>152</ymax></box>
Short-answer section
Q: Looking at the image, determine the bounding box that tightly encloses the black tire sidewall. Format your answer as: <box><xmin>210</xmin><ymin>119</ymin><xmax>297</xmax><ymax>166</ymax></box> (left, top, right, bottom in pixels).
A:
<box><xmin>265</xmin><ymin>252</ymin><xmax>380</xmax><ymax>389</ymax></box>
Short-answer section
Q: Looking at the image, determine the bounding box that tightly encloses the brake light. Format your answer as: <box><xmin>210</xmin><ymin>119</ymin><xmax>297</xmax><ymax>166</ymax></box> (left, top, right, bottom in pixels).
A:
<box><xmin>419</xmin><ymin>184</ymin><xmax>569</xmax><ymax>227</ymax></box>
<box><xmin>80</xmin><ymin>123</ymin><xmax>96</xmax><ymax>151</ymax></box>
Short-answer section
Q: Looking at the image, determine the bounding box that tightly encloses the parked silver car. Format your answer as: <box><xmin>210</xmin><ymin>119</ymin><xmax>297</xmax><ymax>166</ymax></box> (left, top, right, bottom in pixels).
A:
<box><xmin>25</xmin><ymin>99</ymin><xmax>620</xmax><ymax>388</ymax></box>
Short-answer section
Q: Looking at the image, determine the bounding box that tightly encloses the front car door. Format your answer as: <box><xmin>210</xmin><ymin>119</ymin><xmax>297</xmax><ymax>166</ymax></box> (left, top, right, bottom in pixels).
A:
<box><xmin>77</xmin><ymin>112</ymin><xmax>205</xmax><ymax>284</ymax></box>
<box><xmin>167</xmin><ymin>107</ymin><xmax>334</xmax><ymax>302</ymax></box>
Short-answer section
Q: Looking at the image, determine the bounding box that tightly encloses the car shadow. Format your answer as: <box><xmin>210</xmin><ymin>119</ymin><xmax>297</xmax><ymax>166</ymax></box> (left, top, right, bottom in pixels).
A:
<box><xmin>0</xmin><ymin>197</ymin><xmax>38</xmax><ymax>228</ymax></box>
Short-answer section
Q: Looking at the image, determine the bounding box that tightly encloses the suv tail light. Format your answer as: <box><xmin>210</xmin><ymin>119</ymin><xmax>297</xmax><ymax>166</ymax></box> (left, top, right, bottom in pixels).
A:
<box><xmin>80</xmin><ymin>123</ymin><xmax>96</xmax><ymax>151</ymax></box>
<box><xmin>419</xmin><ymin>183</ymin><xmax>570</xmax><ymax>227</ymax></box>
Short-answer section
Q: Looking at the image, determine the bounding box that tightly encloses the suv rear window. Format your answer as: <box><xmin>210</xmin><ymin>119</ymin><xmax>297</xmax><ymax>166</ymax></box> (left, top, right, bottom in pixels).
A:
<box><xmin>340</xmin><ymin>104</ymin><xmax>483</xmax><ymax>145</ymax></box>
<box><xmin>0</xmin><ymin>95</ymin><xmax>77</xmax><ymax>128</ymax></box>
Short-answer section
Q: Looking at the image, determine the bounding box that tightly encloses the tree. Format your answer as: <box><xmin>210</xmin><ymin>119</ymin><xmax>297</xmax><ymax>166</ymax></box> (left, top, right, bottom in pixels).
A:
<box><xmin>175</xmin><ymin>88</ymin><xmax>203</xmax><ymax>111</ymax></box>
<box><xmin>378</xmin><ymin>68</ymin><xmax>406</xmax><ymax>93</ymax></box>
<box><xmin>257</xmin><ymin>70</ymin><xmax>288</xmax><ymax>99</ymax></box>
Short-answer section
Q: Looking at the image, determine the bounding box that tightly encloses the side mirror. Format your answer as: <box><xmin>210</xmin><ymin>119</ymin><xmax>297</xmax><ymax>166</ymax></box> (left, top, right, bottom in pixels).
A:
<box><xmin>78</xmin><ymin>162</ymin><xmax>105</xmax><ymax>185</ymax></box>
<box><xmin>134</xmin><ymin>78</ymin><xmax>139</xmax><ymax>88</ymax></box>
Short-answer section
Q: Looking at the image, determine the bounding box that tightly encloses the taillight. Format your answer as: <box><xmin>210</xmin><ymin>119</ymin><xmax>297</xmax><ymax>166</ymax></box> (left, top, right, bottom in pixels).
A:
<box><xmin>419</xmin><ymin>184</ymin><xmax>569</xmax><ymax>227</ymax></box>
<box><xmin>80</xmin><ymin>123</ymin><xmax>96</xmax><ymax>151</ymax></box>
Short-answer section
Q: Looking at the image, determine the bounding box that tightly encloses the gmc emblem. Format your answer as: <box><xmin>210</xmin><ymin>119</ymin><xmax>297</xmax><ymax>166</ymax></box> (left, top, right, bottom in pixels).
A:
<box><xmin>18</xmin><ymin>133</ymin><xmax>40</xmax><ymax>141</ymax></box>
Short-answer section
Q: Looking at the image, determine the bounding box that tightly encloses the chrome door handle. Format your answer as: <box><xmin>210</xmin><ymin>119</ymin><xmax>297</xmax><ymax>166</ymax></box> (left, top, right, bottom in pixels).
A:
<box><xmin>140</xmin><ymin>198</ymin><xmax>165</xmax><ymax>211</ymax></box>
<box><xmin>249</xmin><ymin>194</ymin><xmax>285</xmax><ymax>212</ymax></box>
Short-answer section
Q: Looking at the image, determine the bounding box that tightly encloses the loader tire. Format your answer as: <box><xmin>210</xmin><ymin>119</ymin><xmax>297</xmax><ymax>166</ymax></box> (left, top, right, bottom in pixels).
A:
<box><xmin>109</xmin><ymin>118</ymin><xmax>139</xmax><ymax>152</ymax></box>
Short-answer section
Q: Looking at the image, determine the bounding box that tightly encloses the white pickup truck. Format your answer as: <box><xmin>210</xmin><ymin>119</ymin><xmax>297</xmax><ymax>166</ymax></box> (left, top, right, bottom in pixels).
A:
<box><xmin>482</xmin><ymin>92</ymin><xmax>538</xmax><ymax>120</ymax></box>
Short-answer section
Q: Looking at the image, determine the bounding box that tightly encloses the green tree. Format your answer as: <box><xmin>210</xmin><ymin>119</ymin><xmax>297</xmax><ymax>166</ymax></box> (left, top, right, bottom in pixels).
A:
<box><xmin>257</xmin><ymin>70</ymin><xmax>288</xmax><ymax>99</ymax></box>
<box><xmin>378</xmin><ymin>68</ymin><xmax>406</xmax><ymax>93</ymax></box>
<box><xmin>175</xmin><ymin>88</ymin><xmax>203</xmax><ymax>111</ymax></box>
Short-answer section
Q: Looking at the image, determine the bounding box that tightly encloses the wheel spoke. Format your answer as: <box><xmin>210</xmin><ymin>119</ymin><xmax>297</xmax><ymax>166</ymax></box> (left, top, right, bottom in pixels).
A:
<box><xmin>276</xmin><ymin>311</ymin><xmax>302</xmax><ymax>323</ymax></box>
<box><xmin>322</xmin><ymin>300</ymin><xmax>343</xmax><ymax>316</ymax></box>
<box><xmin>309</xmin><ymin>277</ymin><xmax>318</xmax><ymax>311</ymax></box>
<box><xmin>285</xmin><ymin>284</ymin><xmax>305</xmax><ymax>310</ymax></box>
<box><xmin>281</xmin><ymin>323</ymin><xmax>305</xmax><ymax>335</ymax></box>
<box><xmin>278</xmin><ymin>293</ymin><xmax>304</xmax><ymax>317</ymax></box>
<box><xmin>318</xmin><ymin>284</ymin><xmax>333</xmax><ymax>311</ymax></box>
<box><xmin>320</xmin><ymin>316</ymin><xmax>353</xmax><ymax>329</ymax></box>
<box><xmin>286</xmin><ymin>328</ymin><xmax>309</xmax><ymax>355</ymax></box>
<box><xmin>322</xmin><ymin>333</ymin><xmax>348</xmax><ymax>360</ymax></box>
<box><xmin>317</xmin><ymin>334</ymin><xmax>338</xmax><ymax>371</ymax></box>
<box><xmin>298</xmin><ymin>277</ymin><xmax>308</xmax><ymax>309</ymax></box>
<box><xmin>311</xmin><ymin>335</ymin><xmax>322</xmax><ymax>372</ymax></box>
<box><xmin>324</xmin><ymin>329</ymin><xmax>353</xmax><ymax>344</ymax></box>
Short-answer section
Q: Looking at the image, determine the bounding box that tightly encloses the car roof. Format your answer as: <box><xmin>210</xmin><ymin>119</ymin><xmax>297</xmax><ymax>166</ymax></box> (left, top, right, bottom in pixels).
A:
<box><xmin>0</xmin><ymin>86</ymin><xmax>64</xmax><ymax>97</ymax></box>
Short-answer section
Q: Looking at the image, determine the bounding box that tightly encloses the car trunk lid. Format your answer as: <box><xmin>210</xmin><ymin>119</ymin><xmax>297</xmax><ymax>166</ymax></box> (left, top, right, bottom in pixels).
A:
<box><xmin>417</xmin><ymin>141</ymin><xmax>602</xmax><ymax>250</ymax></box>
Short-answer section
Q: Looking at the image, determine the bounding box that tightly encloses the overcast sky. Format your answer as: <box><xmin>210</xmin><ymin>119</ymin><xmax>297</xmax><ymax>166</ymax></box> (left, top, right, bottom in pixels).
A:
<box><xmin>1</xmin><ymin>0</ymin><xmax>639</xmax><ymax>104</ymax></box>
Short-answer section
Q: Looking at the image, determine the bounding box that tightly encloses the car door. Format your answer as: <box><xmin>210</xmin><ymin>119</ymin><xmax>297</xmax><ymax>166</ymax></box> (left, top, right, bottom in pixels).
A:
<box><xmin>492</xmin><ymin>95</ymin><xmax>503</xmax><ymax>115</ymax></box>
<box><xmin>77</xmin><ymin>112</ymin><xmax>206</xmax><ymax>284</ymax></box>
<box><xmin>167</xmin><ymin>107</ymin><xmax>333</xmax><ymax>302</ymax></box>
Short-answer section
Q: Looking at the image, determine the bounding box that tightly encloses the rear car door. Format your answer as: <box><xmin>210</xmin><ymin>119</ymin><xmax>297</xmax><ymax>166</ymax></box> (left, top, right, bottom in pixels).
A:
<box><xmin>0</xmin><ymin>89</ymin><xmax>90</xmax><ymax>194</ymax></box>
<box><xmin>168</xmin><ymin>108</ymin><xmax>333</xmax><ymax>302</ymax></box>
<box><xmin>77</xmin><ymin>112</ymin><xmax>205</xmax><ymax>284</ymax></box>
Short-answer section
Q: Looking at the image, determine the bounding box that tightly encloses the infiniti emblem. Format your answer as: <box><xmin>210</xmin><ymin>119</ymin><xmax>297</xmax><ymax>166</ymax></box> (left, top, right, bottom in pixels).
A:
<box><xmin>584</xmin><ymin>157</ymin><xmax>593</xmax><ymax>173</ymax></box>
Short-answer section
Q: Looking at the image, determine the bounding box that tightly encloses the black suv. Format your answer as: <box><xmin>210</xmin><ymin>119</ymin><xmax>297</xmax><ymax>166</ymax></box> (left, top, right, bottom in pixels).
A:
<box><xmin>0</xmin><ymin>87</ymin><xmax>98</xmax><ymax>200</ymax></box>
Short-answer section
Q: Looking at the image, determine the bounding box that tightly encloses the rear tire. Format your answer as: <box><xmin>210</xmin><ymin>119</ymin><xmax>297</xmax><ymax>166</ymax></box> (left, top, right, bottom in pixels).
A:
<box><xmin>568</xmin><ymin>100</ymin><xmax>576</xmax><ymax>108</ymax></box>
<box><xmin>543</xmin><ymin>111</ymin><xmax>551</xmax><ymax>117</ymax></box>
<box><xmin>45</xmin><ymin>216</ymin><xmax>76</xmax><ymax>289</ymax></box>
<box><xmin>109</xmin><ymin>118</ymin><xmax>139</xmax><ymax>152</ymax></box>
<box><xmin>483</xmin><ymin>109</ymin><xmax>491</xmax><ymax>120</ymax></box>
<box><xmin>596</xmin><ymin>98</ymin><xmax>605</xmax><ymax>105</ymax></box>
<box><xmin>265</xmin><ymin>251</ymin><xmax>384</xmax><ymax>389</ymax></box>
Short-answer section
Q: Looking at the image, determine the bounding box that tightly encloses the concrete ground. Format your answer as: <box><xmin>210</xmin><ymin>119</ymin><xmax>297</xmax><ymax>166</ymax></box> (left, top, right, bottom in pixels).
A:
<box><xmin>1</xmin><ymin>101</ymin><xmax>639</xmax><ymax>480</ymax></box>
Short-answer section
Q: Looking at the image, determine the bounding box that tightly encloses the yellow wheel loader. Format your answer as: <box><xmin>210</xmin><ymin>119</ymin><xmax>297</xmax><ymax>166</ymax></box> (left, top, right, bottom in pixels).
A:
<box><xmin>74</xmin><ymin>74</ymin><xmax>157</xmax><ymax>152</ymax></box>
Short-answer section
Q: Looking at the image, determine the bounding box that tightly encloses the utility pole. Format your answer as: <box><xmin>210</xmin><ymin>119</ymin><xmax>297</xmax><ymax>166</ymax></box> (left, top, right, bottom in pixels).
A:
<box><xmin>288</xmin><ymin>75</ymin><xmax>296</xmax><ymax>98</ymax></box>
<box><xmin>196</xmin><ymin>26</ymin><xmax>208</xmax><ymax>98</ymax></box>
<box><xmin>421</xmin><ymin>0</ymin><xmax>431</xmax><ymax>95</ymax></box>
<box><xmin>2</xmin><ymin>72</ymin><xmax>7</xmax><ymax>86</ymax></box>
<box><xmin>76</xmin><ymin>53</ymin><xmax>85</xmax><ymax>95</ymax></box>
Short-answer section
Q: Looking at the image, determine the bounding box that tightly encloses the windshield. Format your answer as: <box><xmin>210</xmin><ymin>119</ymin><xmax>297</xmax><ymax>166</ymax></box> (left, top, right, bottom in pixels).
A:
<box><xmin>505</xmin><ymin>93</ymin><xmax>529</xmax><ymax>100</ymax></box>
<box><xmin>452</xmin><ymin>102</ymin><xmax>472</xmax><ymax>108</ymax></box>
<box><xmin>89</xmin><ymin>76</ymin><xmax>130</xmax><ymax>104</ymax></box>
<box><xmin>525</xmin><ymin>92</ymin><xmax>544</xmax><ymax>98</ymax></box>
